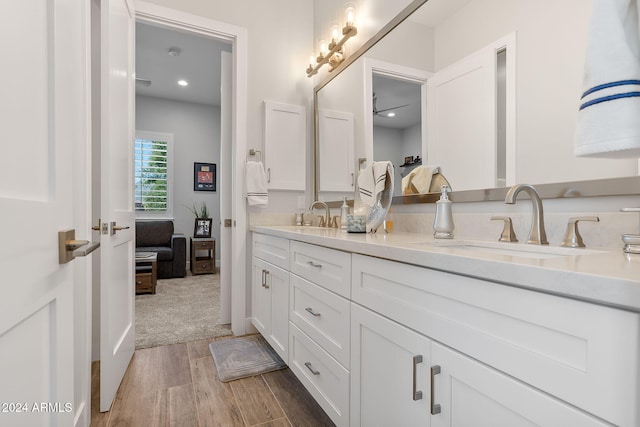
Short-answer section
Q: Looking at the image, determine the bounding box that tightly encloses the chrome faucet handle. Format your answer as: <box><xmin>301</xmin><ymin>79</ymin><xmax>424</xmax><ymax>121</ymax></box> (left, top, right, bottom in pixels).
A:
<box><xmin>491</xmin><ymin>216</ymin><xmax>518</xmax><ymax>242</ymax></box>
<box><xmin>560</xmin><ymin>216</ymin><xmax>599</xmax><ymax>248</ymax></box>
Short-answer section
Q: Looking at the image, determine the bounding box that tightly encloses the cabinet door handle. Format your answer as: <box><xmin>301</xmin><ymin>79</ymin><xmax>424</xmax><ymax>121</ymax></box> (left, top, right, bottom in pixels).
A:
<box><xmin>304</xmin><ymin>362</ymin><xmax>320</xmax><ymax>375</ymax></box>
<box><xmin>412</xmin><ymin>355</ymin><xmax>423</xmax><ymax>401</ymax></box>
<box><xmin>430</xmin><ymin>365</ymin><xmax>441</xmax><ymax>415</ymax></box>
<box><xmin>305</xmin><ymin>307</ymin><xmax>321</xmax><ymax>317</ymax></box>
<box><xmin>261</xmin><ymin>269</ymin><xmax>265</xmax><ymax>287</ymax></box>
<box><xmin>307</xmin><ymin>261</ymin><xmax>322</xmax><ymax>268</ymax></box>
<box><xmin>263</xmin><ymin>270</ymin><xmax>270</xmax><ymax>289</ymax></box>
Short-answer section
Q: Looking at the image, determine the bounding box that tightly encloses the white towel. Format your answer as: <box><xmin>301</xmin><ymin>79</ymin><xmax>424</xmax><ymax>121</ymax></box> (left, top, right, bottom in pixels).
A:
<box><xmin>402</xmin><ymin>165</ymin><xmax>440</xmax><ymax>195</ymax></box>
<box><xmin>358</xmin><ymin>161</ymin><xmax>394</xmax><ymax>207</ymax></box>
<box><xmin>575</xmin><ymin>0</ymin><xmax>640</xmax><ymax>158</ymax></box>
<box><xmin>245</xmin><ymin>160</ymin><xmax>268</xmax><ymax>206</ymax></box>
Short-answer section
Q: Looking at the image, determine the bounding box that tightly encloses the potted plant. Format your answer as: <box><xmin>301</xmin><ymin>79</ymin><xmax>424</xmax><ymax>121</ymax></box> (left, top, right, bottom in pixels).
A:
<box><xmin>186</xmin><ymin>202</ymin><xmax>212</xmax><ymax>238</ymax></box>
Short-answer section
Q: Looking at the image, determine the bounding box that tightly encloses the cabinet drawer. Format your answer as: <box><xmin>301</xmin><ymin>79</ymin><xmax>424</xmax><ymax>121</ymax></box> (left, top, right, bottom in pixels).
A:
<box><xmin>289</xmin><ymin>323</ymin><xmax>349</xmax><ymax>427</ymax></box>
<box><xmin>193</xmin><ymin>239</ymin><xmax>214</xmax><ymax>250</ymax></box>
<box><xmin>135</xmin><ymin>272</ymin><xmax>153</xmax><ymax>294</ymax></box>
<box><xmin>253</xmin><ymin>233</ymin><xmax>289</xmax><ymax>270</ymax></box>
<box><xmin>352</xmin><ymin>254</ymin><xmax>639</xmax><ymax>427</ymax></box>
<box><xmin>192</xmin><ymin>259</ymin><xmax>214</xmax><ymax>274</ymax></box>
<box><xmin>290</xmin><ymin>241</ymin><xmax>351</xmax><ymax>298</ymax></box>
<box><xmin>290</xmin><ymin>274</ymin><xmax>350</xmax><ymax>367</ymax></box>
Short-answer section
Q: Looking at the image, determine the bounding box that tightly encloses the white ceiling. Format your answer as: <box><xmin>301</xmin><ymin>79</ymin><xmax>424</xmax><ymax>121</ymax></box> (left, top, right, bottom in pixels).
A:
<box><xmin>372</xmin><ymin>74</ymin><xmax>422</xmax><ymax>130</ymax></box>
<box><xmin>135</xmin><ymin>22</ymin><xmax>231</xmax><ymax>107</ymax></box>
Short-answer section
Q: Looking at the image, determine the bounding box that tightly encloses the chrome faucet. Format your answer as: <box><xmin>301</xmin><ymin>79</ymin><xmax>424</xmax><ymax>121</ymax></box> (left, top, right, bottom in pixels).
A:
<box><xmin>504</xmin><ymin>184</ymin><xmax>549</xmax><ymax>245</ymax></box>
<box><xmin>309</xmin><ymin>201</ymin><xmax>330</xmax><ymax>227</ymax></box>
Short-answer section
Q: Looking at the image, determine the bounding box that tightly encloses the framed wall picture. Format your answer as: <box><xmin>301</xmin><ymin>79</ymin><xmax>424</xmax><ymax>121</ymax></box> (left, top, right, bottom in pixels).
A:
<box><xmin>194</xmin><ymin>162</ymin><xmax>216</xmax><ymax>191</ymax></box>
<box><xmin>194</xmin><ymin>218</ymin><xmax>212</xmax><ymax>238</ymax></box>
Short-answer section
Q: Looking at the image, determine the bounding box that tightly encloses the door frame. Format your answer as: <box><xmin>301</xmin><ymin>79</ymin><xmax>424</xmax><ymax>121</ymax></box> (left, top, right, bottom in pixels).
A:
<box><xmin>134</xmin><ymin>1</ymin><xmax>248</xmax><ymax>335</ymax></box>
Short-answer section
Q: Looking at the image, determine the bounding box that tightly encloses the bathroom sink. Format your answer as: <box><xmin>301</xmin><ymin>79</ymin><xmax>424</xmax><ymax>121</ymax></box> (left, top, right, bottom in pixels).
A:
<box><xmin>413</xmin><ymin>240</ymin><xmax>605</xmax><ymax>259</ymax></box>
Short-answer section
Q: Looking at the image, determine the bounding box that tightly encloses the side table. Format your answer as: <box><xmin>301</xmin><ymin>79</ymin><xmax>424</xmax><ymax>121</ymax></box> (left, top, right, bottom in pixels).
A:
<box><xmin>135</xmin><ymin>252</ymin><xmax>157</xmax><ymax>294</ymax></box>
<box><xmin>190</xmin><ymin>237</ymin><xmax>215</xmax><ymax>275</ymax></box>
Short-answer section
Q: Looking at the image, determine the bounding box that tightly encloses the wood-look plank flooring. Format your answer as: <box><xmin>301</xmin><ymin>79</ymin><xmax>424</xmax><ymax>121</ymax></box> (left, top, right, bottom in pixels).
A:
<box><xmin>91</xmin><ymin>336</ymin><xmax>335</xmax><ymax>427</ymax></box>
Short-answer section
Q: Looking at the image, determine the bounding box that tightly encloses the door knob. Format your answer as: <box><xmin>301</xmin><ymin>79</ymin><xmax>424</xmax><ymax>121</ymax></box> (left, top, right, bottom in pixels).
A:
<box><xmin>59</xmin><ymin>229</ymin><xmax>100</xmax><ymax>264</ymax></box>
<box><xmin>110</xmin><ymin>221</ymin><xmax>130</xmax><ymax>236</ymax></box>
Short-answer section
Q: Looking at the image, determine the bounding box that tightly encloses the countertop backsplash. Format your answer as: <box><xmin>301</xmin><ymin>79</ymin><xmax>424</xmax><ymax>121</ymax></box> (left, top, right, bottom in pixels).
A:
<box><xmin>250</xmin><ymin>194</ymin><xmax>640</xmax><ymax>250</ymax></box>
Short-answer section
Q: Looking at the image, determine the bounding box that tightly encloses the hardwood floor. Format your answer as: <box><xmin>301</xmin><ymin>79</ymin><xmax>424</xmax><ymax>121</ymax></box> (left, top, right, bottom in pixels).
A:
<box><xmin>91</xmin><ymin>336</ymin><xmax>335</xmax><ymax>426</ymax></box>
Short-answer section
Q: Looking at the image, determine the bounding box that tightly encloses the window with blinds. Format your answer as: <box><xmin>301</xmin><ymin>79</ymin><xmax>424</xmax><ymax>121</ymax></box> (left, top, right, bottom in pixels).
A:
<box><xmin>134</xmin><ymin>131</ymin><xmax>173</xmax><ymax>215</ymax></box>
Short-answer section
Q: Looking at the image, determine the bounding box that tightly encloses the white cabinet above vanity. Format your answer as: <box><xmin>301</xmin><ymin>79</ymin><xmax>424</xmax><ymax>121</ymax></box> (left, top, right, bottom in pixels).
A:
<box><xmin>251</xmin><ymin>226</ymin><xmax>640</xmax><ymax>426</ymax></box>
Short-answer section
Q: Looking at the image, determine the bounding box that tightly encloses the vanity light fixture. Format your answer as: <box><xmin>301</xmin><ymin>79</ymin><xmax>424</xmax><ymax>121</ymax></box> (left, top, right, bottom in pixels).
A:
<box><xmin>306</xmin><ymin>3</ymin><xmax>358</xmax><ymax>77</ymax></box>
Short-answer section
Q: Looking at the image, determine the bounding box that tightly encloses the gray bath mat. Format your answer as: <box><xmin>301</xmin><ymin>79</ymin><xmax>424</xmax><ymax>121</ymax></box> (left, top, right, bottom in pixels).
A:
<box><xmin>209</xmin><ymin>335</ymin><xmax>286</xmax><ymax>382</ymax></box>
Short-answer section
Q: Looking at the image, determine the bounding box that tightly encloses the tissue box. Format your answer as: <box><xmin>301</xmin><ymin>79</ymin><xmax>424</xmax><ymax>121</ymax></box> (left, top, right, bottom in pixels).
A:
<box><xmin>346</xmin><ymin>215</ymin><xmax>366</xmax><ymax>233</ymax></box>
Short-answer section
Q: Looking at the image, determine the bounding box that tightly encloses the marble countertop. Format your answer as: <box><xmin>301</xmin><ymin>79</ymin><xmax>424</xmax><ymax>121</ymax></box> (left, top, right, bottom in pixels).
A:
<box><xmin>251</xmin><ymin>225</ymin><xmax>640</xmax><ymax>313</ymax></box>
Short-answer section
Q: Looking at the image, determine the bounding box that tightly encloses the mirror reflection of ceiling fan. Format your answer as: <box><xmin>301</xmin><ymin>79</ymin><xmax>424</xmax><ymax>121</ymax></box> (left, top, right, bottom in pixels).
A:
<box><xmin>136</xmin><ymin>77</ymin><xmax>152</xmax><ymax>87</ymax></box>
<box><xmin>373</xmin><ymin>92</ymin><xmax>409</xmax><ymax>117</ymax></box>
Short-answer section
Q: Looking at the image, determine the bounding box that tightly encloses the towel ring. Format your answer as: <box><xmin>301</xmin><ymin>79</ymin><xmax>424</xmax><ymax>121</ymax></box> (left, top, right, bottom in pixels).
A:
<box><xmin>247</xmin><ymin>149</ymin><xmax>262</xmax><ymax>162</ymax></box>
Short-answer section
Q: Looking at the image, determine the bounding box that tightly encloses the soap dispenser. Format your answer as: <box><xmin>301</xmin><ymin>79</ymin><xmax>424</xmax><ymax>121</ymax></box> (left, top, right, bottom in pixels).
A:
<box><xmin>340</xmin><ymin>197</ymin><xmax>349</xmax><ymax>231</ymax></box>
<box><xmin>433</xmin><ymin>185</ymin><xmax>454</xmax><ymax>239</ymax></box>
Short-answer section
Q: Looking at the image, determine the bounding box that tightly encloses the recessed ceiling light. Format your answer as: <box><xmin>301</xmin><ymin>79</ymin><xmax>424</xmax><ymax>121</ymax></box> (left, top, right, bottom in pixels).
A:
<box><xmin>168</xmin><ymin>47</ymin><xmax>182</xmax><ymax>56</ymax></box>
<box><xmin>177</xmin><ymin>80</ymin><xmax>188</xmax><ymax>87</ymax></box>
<box><xmin>387</xmin><ymin>112</ymin><xmax>395</xmax><ymax>117</ymax></box>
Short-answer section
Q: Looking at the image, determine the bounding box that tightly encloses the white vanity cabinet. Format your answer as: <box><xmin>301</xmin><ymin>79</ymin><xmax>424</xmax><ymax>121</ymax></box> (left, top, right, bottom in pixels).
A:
<box><xmin>250</xmin><ymin>229</ymin><xmax>639</xmax><ymax>426</ymax></box>
<box><xmin>350</xmin><ymin>303</ymin><xmax>432</xmax><ymax>426</ymax></box>
<box><xmin>352</xmin><ymin>253</ymin><xmax>639</xmax><ymax>427</ymax></box>
<box><xmin>288</xmin><ymin>241</ymin><xmax>351</xmax><ymax>427</ymax></box>
<box><xmin>251</xmin><ymin>234</ymin><xmax>290</xmax><ymax>362</ymax></box>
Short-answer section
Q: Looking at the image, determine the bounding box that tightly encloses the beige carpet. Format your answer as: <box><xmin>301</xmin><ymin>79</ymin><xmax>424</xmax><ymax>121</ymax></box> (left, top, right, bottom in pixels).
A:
<box><xmin>135</xmin><ymin>272</ymin><xmax>232</xmax><ymax>349</ymax></box>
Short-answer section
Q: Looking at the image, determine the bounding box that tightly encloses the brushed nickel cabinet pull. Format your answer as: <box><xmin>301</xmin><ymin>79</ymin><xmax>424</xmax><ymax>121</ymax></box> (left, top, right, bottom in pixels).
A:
<box><xmin>304</xmin><ymin>362</ymin><xmax>320</xmax><ymax>375</ymax></box>
<box><xmin>430</xmin><ymin>365</ymin><xmax>441</xmax><ymax>415</ymax></box>
<box><xmin>263</xmin><ymin>270</ymin><xmax>270</xmax><ymax>289</ymax></box>
<box><xmin>413</xmin><ymin>355</ymin><xmax>423</xmax><ymax>401</ymax></box>
<box><xmin>305</xmin><ymin>307</ymin><xmax>321</xmax><ymax>317</ymax></box>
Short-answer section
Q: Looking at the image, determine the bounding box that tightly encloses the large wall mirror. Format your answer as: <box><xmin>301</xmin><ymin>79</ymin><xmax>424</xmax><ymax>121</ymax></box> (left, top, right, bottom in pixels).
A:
<box><xmin>314</xmin><ymin>0</ymin><xmax>640</xmax><ymax>203</ymax></box>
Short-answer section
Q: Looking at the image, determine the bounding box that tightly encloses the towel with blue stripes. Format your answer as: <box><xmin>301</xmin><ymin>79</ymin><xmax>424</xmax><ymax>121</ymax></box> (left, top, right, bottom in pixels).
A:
<box><xmin>575</xmin><ymin>0</ymin><xmax>640</xmax><ymax>158</ymax></box>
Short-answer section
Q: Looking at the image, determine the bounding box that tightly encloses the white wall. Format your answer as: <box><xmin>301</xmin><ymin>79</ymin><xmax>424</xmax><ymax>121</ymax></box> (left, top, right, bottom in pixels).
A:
<box><xmin>136</xmin><ymin>95</ymin><xmax>221</xmax><ymax>261</ymax></box>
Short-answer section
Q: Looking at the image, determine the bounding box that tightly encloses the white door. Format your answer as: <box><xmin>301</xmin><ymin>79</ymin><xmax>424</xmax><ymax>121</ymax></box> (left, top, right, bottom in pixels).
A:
<box><xmin>350</xmin><ymin>304</ymin><xmax>431</xmax><ymax>427</ymax></box>
<box><xmin>0</xmin><ymin>1</ymin><xmax>91</xmax><ymax>426</ymax></box>
<box><xmin>220</xmin><ymin>50</ymin><xmax>232</xmax><ymax>324</ymax></box>
<box><xmin>99</xmin><ymin>0</ymin><xmax>136</xmax><ymax>412</ymax></box>
<box><xmin>426</xmin><ymin>34</ymin><xmax>515</xmax><ymax>192</ymax></box>
<box><xmin>427</xmin><ymin>46</ymin><xmax>496</xmax><ymax>192</ymax></box>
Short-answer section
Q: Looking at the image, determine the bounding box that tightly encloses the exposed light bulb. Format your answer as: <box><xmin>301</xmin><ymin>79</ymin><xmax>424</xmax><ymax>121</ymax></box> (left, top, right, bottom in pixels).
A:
<box><xmin>331</xmin><ymin>24</ymin><xmax>340</xmax><ymax>43</ymax></box>
<box><xmin>177</xmin><ymin>79</ymin><xmax>188</xmax><ymax>87</ymax></box>
<box><xmin>345</xmin><ymin>3</ymin><xmax>355</xmax><ymax>28</ymax></box>
<box><xmin>319</xmin><ymin>39</ymin><xmax>328</xmax><ymax>56</ymax></box>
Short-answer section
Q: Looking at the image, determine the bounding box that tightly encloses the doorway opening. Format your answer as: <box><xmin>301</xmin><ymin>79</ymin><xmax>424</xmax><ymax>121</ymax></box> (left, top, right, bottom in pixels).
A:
<box><xmin>133</xmin><ymin>20</ymin><xmax>232</xmax><ymax>348</ymax></box>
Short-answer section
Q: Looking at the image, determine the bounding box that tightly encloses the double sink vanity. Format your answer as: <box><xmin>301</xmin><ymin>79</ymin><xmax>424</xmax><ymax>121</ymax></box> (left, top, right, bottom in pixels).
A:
<box><xmin>250</xmin><ymin>222</ymin><xmax>640</xmax><ymax>426</ymax></box>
